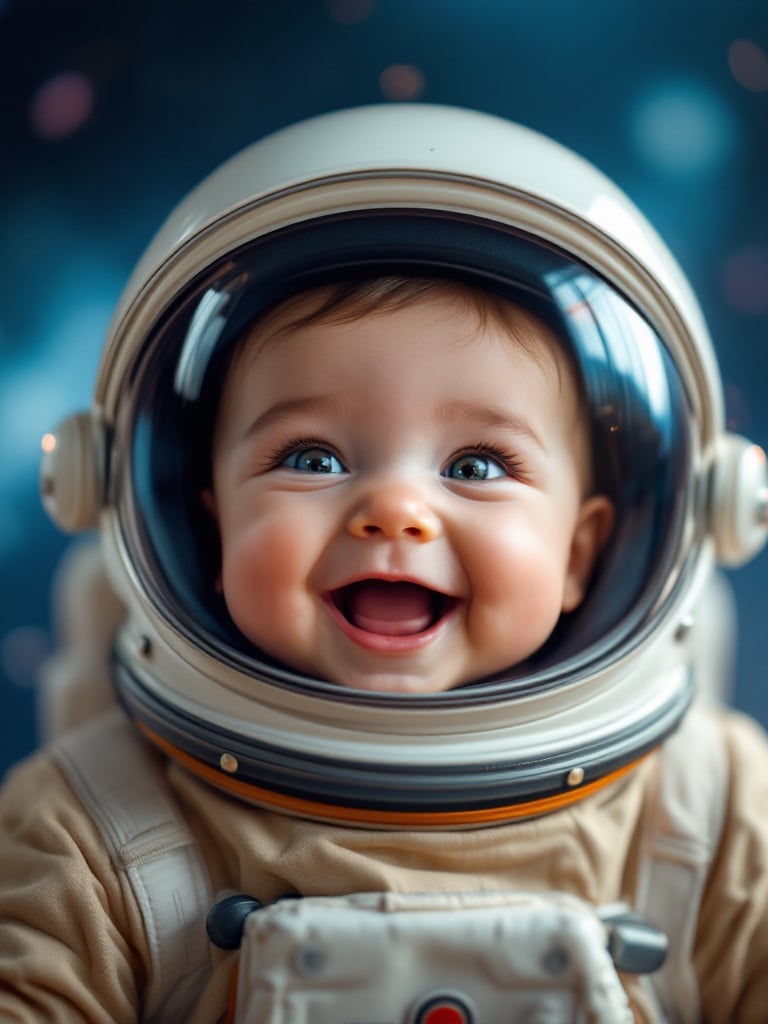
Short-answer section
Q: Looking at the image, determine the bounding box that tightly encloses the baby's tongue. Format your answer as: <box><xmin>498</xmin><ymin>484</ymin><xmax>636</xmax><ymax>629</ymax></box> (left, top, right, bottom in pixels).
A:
<box><xmin>347</xmin><ymin>581</ymin><xmax>435</xmax><ymax>636</ymax></box>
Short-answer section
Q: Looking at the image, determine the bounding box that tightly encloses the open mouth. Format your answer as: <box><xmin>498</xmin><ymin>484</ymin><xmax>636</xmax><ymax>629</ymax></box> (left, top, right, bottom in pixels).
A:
<box><xmin>328</xmin><ymin>580</ymin><xmax>457</xmax><ymax>638</ymax></box>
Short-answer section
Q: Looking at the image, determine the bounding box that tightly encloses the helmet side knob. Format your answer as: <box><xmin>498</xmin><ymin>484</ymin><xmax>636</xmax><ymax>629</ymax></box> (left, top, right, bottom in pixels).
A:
<box><xmin>711</xmin><ymin>434</ymin><xmax>768</xmax><ymax>567</ymax></box>
<box><xmin>40</xmin><ymin>411</ymin><xmax>103</xmax><ymax>533</ymax></box>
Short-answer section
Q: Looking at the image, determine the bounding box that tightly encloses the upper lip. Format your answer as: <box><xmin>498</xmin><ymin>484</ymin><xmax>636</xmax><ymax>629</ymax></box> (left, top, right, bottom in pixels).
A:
<box><xmin>323</xmin><ymin>573</ymin><xmax>460</xmax><ymax>600</ymax></box>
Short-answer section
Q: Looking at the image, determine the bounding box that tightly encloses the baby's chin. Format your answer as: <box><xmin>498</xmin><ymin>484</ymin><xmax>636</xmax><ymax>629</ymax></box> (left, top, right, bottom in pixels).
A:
<box><xmin>326</xmin><ymin>671</ymin><xmax>468</xmax><ymax>696</ymax></box>
<box><xmin>312</xmin><ymin>658</ymin><xmax>535</xmax><ymax>695</ymax></box>
<box><xmin>254</xmin><ymin>647</ymin><xmax>523</xmax><ymax>696</ymax></box>
<box><xmin>237</xmin><ymin>636</ymin><xmax>470</xmax><ymax>695</ymax></box>
<box><xmin>235</xmin><ymin>629</ymin><xmax>519</xmax><ymax>695</ymax></box>
<box><xmin>292</xmin><ymin>657</ymin><xmax>482</xmax><ymax>695</ymax></box>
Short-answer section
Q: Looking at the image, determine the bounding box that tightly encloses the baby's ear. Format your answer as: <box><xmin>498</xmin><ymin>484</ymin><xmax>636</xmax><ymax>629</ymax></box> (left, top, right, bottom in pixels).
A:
<box><xmin>562</xmin><ymin>495</ymin><xmax>615</xmax><ymax>613</ymax></box>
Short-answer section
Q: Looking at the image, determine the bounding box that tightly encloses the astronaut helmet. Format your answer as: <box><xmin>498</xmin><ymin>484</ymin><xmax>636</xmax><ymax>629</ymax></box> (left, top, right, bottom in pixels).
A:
<box><xmin>40</xmin><ymin>104</ymin><xmax>768</xmax><ymax>828</ymax></box>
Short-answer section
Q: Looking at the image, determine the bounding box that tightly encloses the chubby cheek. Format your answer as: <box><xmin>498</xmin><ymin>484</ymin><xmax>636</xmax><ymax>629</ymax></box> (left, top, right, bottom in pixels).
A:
<box><xmin>458</xmin><ymin>512</ymin><xmax>570</xmax><ymax>650</ymax></box>
<box><xmin>219</xmin><ymin>507</ymin><xmax>320</xmax><ymax>656</ymax></box>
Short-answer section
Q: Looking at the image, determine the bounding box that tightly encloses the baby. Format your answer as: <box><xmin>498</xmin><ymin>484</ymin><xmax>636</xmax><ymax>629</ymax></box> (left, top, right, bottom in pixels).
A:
<box><xmin>205</xmin><ymin>276</ymin><xmax>614</xmax><ymax>695</ymax></box>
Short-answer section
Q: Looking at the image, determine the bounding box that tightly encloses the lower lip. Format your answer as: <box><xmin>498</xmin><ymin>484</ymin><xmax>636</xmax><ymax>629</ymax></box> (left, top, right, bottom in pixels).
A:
<box><xmin>322</xmin><ymin>595</ymin><xmax>458</xmax><ymax>654</ymax></box>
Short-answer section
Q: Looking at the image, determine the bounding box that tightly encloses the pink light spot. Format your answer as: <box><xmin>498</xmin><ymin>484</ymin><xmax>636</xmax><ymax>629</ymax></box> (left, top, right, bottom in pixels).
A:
<box><xmin>29</xmin><ymin>71</ymin><xmax>94</xmax><ymax>141</ymax></box>
<box><xmin>379</xmin><ymin>64</ymin><xmax>425</xmax><ymax>101</ymax></box>
<box><xmin>728</xmin><ymin>39</ymin><xmax>768</xmax><ymax>93</ymax></box>
<box><xmin>722</xmin><ymin>245</ymin><xmax>768</xmax><ymax>315</ymax></box>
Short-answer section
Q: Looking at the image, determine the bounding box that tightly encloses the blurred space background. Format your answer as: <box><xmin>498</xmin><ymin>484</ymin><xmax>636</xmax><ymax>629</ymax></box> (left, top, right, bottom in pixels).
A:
<box><xmin>2</xmin><ymin>0</ymin><xmax>767</xmax><ymax>777</ymax></box>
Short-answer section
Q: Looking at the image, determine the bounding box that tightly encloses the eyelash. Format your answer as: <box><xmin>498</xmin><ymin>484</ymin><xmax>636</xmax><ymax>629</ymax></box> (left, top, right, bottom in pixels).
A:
<box><xmin>265</xmin><ymin>437</ymin><xmax>343</xmax><ymax>470</ymax></box>
<box><xmin>448</xmin><ymin>442</ymin><xmax>526</xmax><ymax>479</ymax></box>
<box><xmin>263</xmin><ymin>438</ymin><xmax>524</xmax><ymax>477</ymax></box>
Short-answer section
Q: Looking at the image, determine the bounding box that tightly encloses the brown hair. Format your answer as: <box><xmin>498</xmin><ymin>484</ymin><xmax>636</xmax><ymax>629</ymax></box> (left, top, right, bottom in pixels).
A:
<box><xmin>235</xmin><ymin>275</ymin><xmax>567</xmax><ymax>377</ymax></box>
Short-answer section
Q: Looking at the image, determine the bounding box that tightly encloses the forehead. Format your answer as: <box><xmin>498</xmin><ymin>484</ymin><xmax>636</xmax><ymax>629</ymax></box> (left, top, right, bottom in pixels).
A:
<box><xmin>215</xmin><ymin>290</ymin><xmax>590</xmax><ymax>463</ymax></box>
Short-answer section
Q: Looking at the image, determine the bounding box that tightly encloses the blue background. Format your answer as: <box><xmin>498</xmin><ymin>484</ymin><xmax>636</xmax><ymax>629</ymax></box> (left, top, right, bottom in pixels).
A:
<box><xmin>2</xmin><ymin>0</ymin><xmax>767</xmax><ymax>777</ymax></box>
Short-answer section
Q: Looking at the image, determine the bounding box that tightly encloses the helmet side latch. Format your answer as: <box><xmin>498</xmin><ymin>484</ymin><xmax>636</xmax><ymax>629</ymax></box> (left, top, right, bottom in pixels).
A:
<box><xmin>710</xmin><ymin>434</ymin><xmax>768</xmax><ymax>567</ymax></box>
<box><xmin>40</xmin><ymin>411</ymin><xmax>104</xmax><ymax>533</ymax></box>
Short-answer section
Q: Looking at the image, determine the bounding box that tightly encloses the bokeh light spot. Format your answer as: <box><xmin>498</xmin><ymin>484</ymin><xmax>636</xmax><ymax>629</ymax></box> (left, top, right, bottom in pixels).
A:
<box><xmin>29</xmin><ymin>71</ymin><xmax>94</xmax><ymax>141</ymax></box>
<box><xmin>326</xmin><ymin>0</ymin><xmax>373</xmax><ymax>23</ymax></box>
<box><xmin>722</xmin><ymin>245</ymin><xmax>768</xmax><ymax>315</ymax></box>
<box><xmin>630</xmin><ymin>80</ymin><xmax>736</xmax><ymax>177</ymax></box>
<box><xmin>728</xmin><ymin>39</ymin><xmax>768</xmax><ymax>93</ymax></box>
<box><xmin>1</xmin><ymin>627</ymin><xmax>51</xmax><ymax>689</ymax></box>
<box><xmin>379</xmin><ymin>64</ymin><xmax>425</xmax><ymax>101</ymax></box>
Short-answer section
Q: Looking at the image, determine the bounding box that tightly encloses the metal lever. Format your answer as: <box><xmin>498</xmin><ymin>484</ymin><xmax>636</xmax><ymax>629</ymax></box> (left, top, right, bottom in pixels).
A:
<box><xmin>600</xmin><ymin>904</ymin><xmax>668</xmax><ymax>975</ymax></box>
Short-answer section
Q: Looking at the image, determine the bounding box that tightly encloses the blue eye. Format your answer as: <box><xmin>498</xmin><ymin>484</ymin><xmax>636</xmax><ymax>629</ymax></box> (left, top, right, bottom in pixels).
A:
<box><xmin>282</xmin><ymin>447</ymin><xmax>346</xmax><ymax>474</ymax></box>
<box><xmin>444</xmin><ymin>453</ymin><xmax>507</xmax><ymax>481</ymax></box>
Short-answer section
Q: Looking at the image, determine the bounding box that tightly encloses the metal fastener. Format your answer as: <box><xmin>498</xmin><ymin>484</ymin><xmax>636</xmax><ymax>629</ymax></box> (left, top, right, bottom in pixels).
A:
<box><xmin>219</xmin><ymin>753</ymin><xmax>239</xmax><ymax>774</ymax></box>
<box><xmin>674</xmin><ymin>615</ymin><xmax>694</xmax><ymax>643</ymax></box>
<box><xmin>567</xmin><ymin>767</ymin><xmax>585</xmax><ymax>787</ymax></box>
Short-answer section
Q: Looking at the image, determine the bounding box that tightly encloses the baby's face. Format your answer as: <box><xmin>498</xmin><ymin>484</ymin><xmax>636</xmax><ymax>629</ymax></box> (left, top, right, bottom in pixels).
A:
<box><xmin>206</xmin><ymin>295</ymin><xmax>612</xmax><ymax>694</ymax></box>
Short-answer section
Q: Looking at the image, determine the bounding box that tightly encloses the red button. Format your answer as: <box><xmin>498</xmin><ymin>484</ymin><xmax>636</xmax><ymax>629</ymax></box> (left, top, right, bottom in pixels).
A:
<box><xmin>419</xmin><ymin>999</ymin><xmax>470</xmax><ymax>1024</ymax></box>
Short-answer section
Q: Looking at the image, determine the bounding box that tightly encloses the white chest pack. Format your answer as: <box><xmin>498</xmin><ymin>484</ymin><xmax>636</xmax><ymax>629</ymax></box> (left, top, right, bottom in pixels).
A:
<box><xmin>221</xmin><ymin>890</ymin><xmax>645</xmax><ymax>1023</ymax></box>
<box><xmin>52</xmin><ymin>703</ymin><xmax>728</xmax><ymax>1024</ymax></box>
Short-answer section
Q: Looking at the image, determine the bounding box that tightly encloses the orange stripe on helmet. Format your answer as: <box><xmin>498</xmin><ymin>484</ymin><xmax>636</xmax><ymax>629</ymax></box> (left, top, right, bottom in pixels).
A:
<box><xmin>135</xmin><ymin>719</ymin><xmax>647</xmax><ymax>828</ymax></box>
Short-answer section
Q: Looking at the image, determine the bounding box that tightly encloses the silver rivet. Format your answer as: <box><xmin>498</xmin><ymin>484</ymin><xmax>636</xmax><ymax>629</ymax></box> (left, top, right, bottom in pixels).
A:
<box><xmin>219</xmin><ymin>753</ymin><xmax>239</xmax><ymax>774</ymax></box>
<box><xmin>675</xmin><ymin>615</ymin><xmax>694</xmax><ymax>642</ymax></box>
<box><xmin>567</xmin><ymin>767</ymin><xmax>585</xmax><ymax>787</ymax></box>
<box><xmin>135</xmin><ymin>635</ymin><xmax>151</xmax><ymax>659</ymax></box>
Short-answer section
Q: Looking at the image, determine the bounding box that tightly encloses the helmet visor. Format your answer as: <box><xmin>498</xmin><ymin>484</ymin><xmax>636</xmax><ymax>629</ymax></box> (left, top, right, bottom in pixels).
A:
<box><xmin>115</xmin><ymin>210</ymin><xmax>696</xmax><ymax>703</ymax></box>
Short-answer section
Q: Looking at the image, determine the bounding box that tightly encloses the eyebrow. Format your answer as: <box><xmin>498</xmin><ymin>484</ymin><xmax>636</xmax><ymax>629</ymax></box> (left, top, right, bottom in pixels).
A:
<box><xmin>237</xmin><ymin>394</ymin><xmax>347</xmax><ymax>444</ymax></box>
<box><xmin>234</xmin><ymin>394</ymin><xmax>544</xmax><ymax>451</ymax></box>
<box><xmin>436</xmin><ymin>400</ymin><xmax>544</xmax><ymax>449</ymax></box>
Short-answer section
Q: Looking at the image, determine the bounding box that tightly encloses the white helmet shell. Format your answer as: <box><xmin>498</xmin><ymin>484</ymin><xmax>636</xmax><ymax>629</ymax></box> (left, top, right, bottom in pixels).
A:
<box><xmin>41</xmin><ymin>105</ymin><xmax>767</xmax><ymax>827</ymax></box>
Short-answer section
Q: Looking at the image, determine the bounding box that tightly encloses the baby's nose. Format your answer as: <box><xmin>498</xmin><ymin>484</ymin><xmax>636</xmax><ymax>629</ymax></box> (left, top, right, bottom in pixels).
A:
<box><xmin>346</xmin><ymin>484</ymin><xmax>441</xmax><ymax>542</ymax></box>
